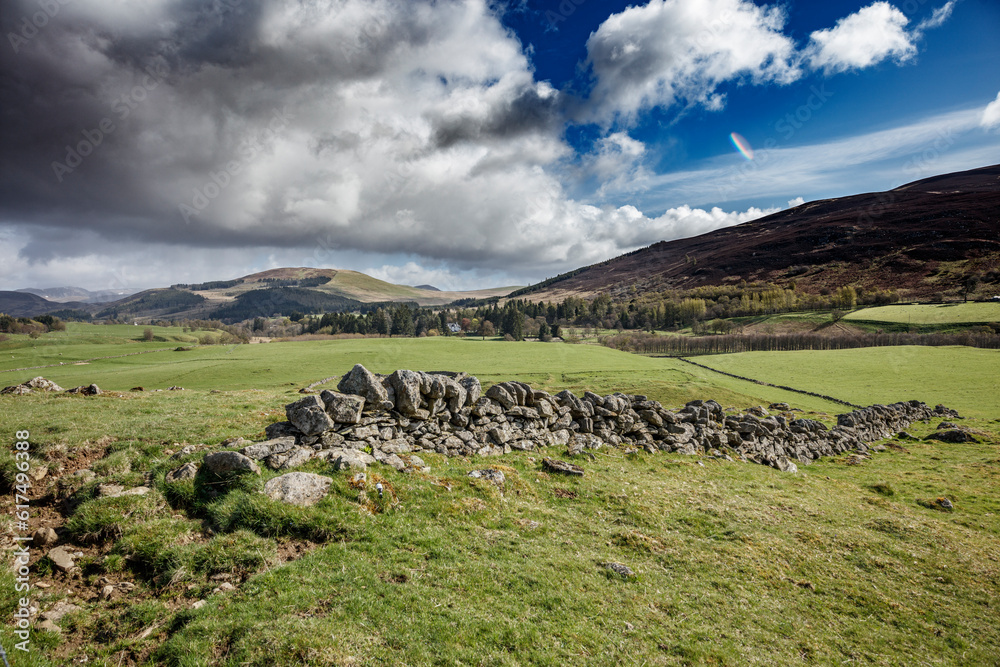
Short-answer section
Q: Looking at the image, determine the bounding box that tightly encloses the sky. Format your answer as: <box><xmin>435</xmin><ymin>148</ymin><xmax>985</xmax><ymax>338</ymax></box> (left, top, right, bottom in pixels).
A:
<box><xmin>1</xmin><ymin>0</ymin><xmax>998</xmax><ymax>293</ymax></box>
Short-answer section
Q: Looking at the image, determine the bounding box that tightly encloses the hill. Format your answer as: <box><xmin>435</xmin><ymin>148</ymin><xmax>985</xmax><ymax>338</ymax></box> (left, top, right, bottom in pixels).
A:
<box><xmin>5</xmin><ymin>268</ymin><xmax>521</xmax><ymax>321</ymax></box>
<box><xmin>0</xmin><ymin>290</ymin><xmax>90</xmax><ymax>317</ymax></box>
<box><xmin>515</xmin><ymin>164</ymin><xmax>1000</xmax><ymax>302</ymax></box>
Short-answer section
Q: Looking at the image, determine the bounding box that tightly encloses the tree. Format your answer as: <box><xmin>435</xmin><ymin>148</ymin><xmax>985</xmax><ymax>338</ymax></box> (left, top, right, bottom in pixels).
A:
<box><xmin>551</xmin><ymin>324</ymin><xmax>561</xmax><ymax>339</ymax></box>
<box><xmin>963</xmin><ymin>274</ymin><xmax>981</xmax><ymax>302</ymax></box>
<box><xmin>538</xmin><ymin>321</ymin><xmax>552</xmax><ymax>342</ymax></box>
<box><xmin>143</xmin><ymin>327</ymin><xmax>154</xmax><ymax>341</ymax></box>
<box><xmin>371</xmin><ymin>308</ymin><xmax>390</xmax><ymax>336</ymax></box>
<box><xmin>479</xmin><ymin>320</ymin><xmax>495</xmax><ymax>339</ymax></box>
<box><xmin>439</xmin><ymin>310</ymin><xmax>450</xmax><ymax>336</ymax></box>
<box><xmin>391</xmin><ymin>304</ymin><xmax>415</xmax><ymax>337</ymax></box>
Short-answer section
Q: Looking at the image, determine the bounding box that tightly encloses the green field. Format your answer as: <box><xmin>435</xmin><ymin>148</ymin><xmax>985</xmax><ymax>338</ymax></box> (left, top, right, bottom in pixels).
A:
<box><xmin>694</xmin><ymin>346</ymin><xmax>1000</xmax><ymax>419</ymax></box>
<box><xmin>846</xmin><ymin>302</ymin><xmax>1000</xmax><ymax>325</ymax></box>
<box><xmin>1</xmin><ymin>328</ymin><xmax>998</xmax><ymax>665</ymax></box>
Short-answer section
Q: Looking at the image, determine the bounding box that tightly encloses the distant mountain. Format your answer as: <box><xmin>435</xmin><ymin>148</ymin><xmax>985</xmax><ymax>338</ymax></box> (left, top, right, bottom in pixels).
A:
<box><xmin>16</xmin><ymin>286</ymin><xmax>143</xmax><ymax>303</ymax></box>
<box><xmin>0</xmin><ymin>291</ymin><xmax>91</xmax><ymax>317</ymax></box>
<box><xmin>414</xmin><ymin>284</ymin><xmax>441</xmax><ymax>291</ymax></box>
<box><xmin>514</xmin><ymin>164</ymin><xmax>1000</xmax><ymax>302</ymax></box>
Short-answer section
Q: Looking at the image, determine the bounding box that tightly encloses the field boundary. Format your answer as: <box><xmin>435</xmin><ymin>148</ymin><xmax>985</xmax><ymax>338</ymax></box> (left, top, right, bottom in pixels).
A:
<box><xmin>676</xmin><ymin>357</ymin><xmax>863</xmax><ymax>409</ymax></box>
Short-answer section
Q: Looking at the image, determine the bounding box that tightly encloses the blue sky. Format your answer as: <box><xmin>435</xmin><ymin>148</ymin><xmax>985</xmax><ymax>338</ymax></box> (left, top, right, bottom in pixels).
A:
<box><xmin>1</xmin><ymin>0</ymin><xmax>998</xmax><ymax>292</ymax></box>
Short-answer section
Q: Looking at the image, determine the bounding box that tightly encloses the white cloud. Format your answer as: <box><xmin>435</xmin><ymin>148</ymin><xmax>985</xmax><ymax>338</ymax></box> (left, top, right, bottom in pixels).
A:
<box><xmin>916</xmin><ymin>1</ymin><xmax>956</xmax><ymax>31</ymax></box>
<box><xmin>787</xmin><ymin>197</ymin><xmax>805</xmax><ymax>208</ymax></box>
<box><xmin>635</xmin><ymin>107</ymin><xmax>997</xmax><ymax>211</ymax></box>
<box><xmin>583</xmin><ymin>0</ymin><xmax>800</xmax><ymax>124</ymax></box>
<box><xmin>982</xmin><ymin>92</ymin><xmax>1000</xmax><ymax>130</ymax></box>
<box><xmin>805</xmin><ymin>2</ymin><xmax>916</xmax><ymax>74</ymax></box>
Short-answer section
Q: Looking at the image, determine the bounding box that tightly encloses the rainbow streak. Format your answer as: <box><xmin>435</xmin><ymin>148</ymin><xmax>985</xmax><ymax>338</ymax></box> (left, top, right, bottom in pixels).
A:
<box><xmin>729</xmin><ymin>132</ymin><xmax>754</xmax><ymax>161</ymax></box>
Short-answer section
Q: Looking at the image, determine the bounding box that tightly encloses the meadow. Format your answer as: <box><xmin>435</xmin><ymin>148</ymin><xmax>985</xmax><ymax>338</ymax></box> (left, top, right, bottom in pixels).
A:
<box><xmin>845</xmin><ymin>302</ymin><xmax>1000</xmax><ymax>325</ymax></box>
<box><xmin>1</xmin><ymin>326</ymin><xmax>998</xmax><ymax>665</ymax></box>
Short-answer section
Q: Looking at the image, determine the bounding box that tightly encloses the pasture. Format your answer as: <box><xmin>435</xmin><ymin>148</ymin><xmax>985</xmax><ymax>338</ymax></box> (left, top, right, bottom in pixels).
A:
<box><xmin>1</xmin><ymin>327</ymin><xmax>998</xmax><ymax>666</ymax></box>
<box><xmin>846</xmin><ymin>302</ymin><xmax>1000</xmax><ymax>325</ymax></box>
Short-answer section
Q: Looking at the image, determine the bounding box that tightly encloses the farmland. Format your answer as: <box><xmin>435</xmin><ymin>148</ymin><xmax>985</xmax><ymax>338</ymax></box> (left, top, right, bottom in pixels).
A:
<box><xmin>0</xmin><ymin>327</ymin><xmax>998</xmax><ymax>665</ymax></box>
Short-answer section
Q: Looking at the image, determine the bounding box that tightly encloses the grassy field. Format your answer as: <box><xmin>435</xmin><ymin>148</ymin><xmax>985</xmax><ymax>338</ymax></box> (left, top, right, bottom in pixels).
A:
<box><xmin>1</xmin><ymin>329</ymin><xmax>998</xmax><ymax>665</ymax></box>
<box><xmin>693</xmin><ymin>346</ymin><xmax>1000</xmax><ymax>419</ymax></box>
<box><xmin>846</xmin><ymin>302</ymin><xmax>1000</xmax><ymax>325</ymax></box>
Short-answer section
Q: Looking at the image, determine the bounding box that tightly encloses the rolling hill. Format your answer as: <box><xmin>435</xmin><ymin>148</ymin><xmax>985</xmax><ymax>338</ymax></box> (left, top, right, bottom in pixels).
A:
<box><xmin>514</xmin><ymin>164</ymin><xmax>1000</xmax><ymax>302</ymax></box>
<box><xmin>4</xmin><ymin>268</ymin><xmax>521</xmax><ymax>321</ymax></box>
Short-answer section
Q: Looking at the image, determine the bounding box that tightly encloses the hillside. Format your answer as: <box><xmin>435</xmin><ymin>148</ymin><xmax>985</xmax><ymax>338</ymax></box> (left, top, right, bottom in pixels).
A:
<box><xmin>5</xmin><ymin>268</ymin><xmax>521</xmax><ymax>320</ymax></box>
<box><xmin>516</xmin><ymin>164</ymin><xmax>1000</xmax><ymax>302</ymax></box>
<box><xmin>0</xmin><ymin>290</ymin><xmax>90</xmax><ymax>317</ymax></box>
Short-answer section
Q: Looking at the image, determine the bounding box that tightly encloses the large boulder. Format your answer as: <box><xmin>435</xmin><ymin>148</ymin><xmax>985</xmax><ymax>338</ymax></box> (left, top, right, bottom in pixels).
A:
<box><xmin>320</xmin><ymin>390</ymin><xmax>365</xmax><ymax>424</ymax></box>
<box><xmin>263</xmin><ymin>472</ymin><xmax>332</xmax><ymax>507</ymax></box>
<box><xmin>330</xmin><ymin>449</ymin><xmax>377</xmax><ymax>471</ymax></box>
<box><xmin>337</xmin><ymin>364</ymin><xmax>389</xmax><ymax>407</ymax></box>
<box><xmin>388</xmin><ymin>369</ymin><xmax>423</xmax><ymax>417</ymax></box>
<box><xmin>27</xmin><ymin>377</ymin><xmax>64</xmax><ymax>392</ymax></box>
<box><xmin>285</xmin><ymin>395</ymin><xmax>336</xmax><ymax>435</ymax></box>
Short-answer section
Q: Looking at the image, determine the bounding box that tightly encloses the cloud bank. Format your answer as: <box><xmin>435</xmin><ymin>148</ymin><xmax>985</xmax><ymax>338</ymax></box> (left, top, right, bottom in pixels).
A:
<box><xmin>0</xmin><ymin>0</ymin><xmax>964</xmax><ymax>291</ymax></box>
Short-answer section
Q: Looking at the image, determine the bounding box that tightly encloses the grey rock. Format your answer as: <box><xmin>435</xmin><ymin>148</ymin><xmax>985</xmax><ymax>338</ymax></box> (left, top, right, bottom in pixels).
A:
<box><xmin>320</xmin><ymin>390</ymin><xmax>365</xmax><ymax>424</ymax></box>
<box><xmin>277</xmin><ymin>447</ymin><xmax>314</xmax><ymax>470</ymax></box>
<box><xmin>170</xmin><ymin>444</ymin><xmax>198</xmax><ymax>459</ymax></box>
<box><xmin>774</xmin><ymin>456</ymin><xmax>798</xmax><ymax>474</ymax></box>
<box><xmin>264</xmin><ymin>421</ymin><xmax>299</xmax><ymax>439</ymax></box>
<box><xmin>47</xmin><ymin>546</ymin><xmax>77</xmax><ymax>573</ymax></box>
<box><xmin>166</xmin><ymin>462</ymin><xmax>200</xmax><ymax>483</ymax></box>
<box><xmin>263</xmin><ymin>472</ymin><xmax>332</xmax><ymax>506</ymax></box>
<box><xmin>27</xmin><ymin>377</ymin><xmax>65</xmax><ymax>392</ymax></box>
<box><xmin>486</xmin><ymin>384</ymin><xmax>516</xmax><ymax>409</ymax></box>
<box><xmin>97</xmin><ymin>484</ymin><xmax>150</xmax><ymax>498</ymax></box>
<box><xmin>240</xmin><ymin>436</ymin><xmax>297</xmax><ymax>460</ymax></box>
<box><xmin>602</xmin><ymin>562</ymin><xmax>635</xmax><ymax>578</ymax></box>
<box><xmin>41</xmin><ymin>600</ymin><xmax>81</xmax><ymax>622</ymax></box>
<box><xmin>459</xmin><ymin>375</ymin><xmax>482</xmax><ymax>406</ymax></box>
<box><xmin>203</xmin><ymin>451</ymin><xmax>261</xmax><ymax>477</ymax></box>
<box><xmin>33</xmin><ymin>527</ymin><xmax>58</xmax><ymax>548</ymax></box>
<box><xmin>469</xmin><ymin>468</ymin><xmax>505</xmax><ymax>486</ymax></box>
<box><xmin>337</xmin><ymin>364</ymin><xmax>389</xmax><ymax>406</ymax></box>
<box><xmin>389</xmin><ymin>369</ymin><xmax>423</xmax><ymax>416</ymax></box>
<box><xmin>927</xmin><ymin>429</ymin><xmax>978</xmax><ymax>443</ymax></box>
<box><xmin>286</xmin><ymin>395</ymin><xmax>336</xmax><ymax>436</ymax></box>
<box><xmin>542</xmin><ymin>458</ymin><xmax>584</xmax><ymax>476</ymax></box>
<box><xmin>332</xmin><ymin>449</ymin><xmax>376</xmax><ymax>471</ymax></box>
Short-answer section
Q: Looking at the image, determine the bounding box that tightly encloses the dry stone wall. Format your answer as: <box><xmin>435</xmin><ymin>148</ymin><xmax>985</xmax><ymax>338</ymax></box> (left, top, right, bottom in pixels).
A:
<box><xmin>255</xmin><ymin>364</ymin><xmax>957</xmax><ymax>475</ymax></box>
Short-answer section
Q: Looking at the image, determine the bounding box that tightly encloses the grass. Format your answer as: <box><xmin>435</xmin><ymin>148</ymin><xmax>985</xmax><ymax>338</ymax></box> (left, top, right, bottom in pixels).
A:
<box><xmin>0</xmin><ymin>329</ymin><xmax>998</xmax><ymax>664</ymax></box>
<box><xmin>846</xmin><ymin>302</ymin><xmax>1000</xmax><ymax>325</ymax></box>
<box><xmin>692</xmin><ymin>346</ymin><xmax>1000</xmax><ymax>418</ymax></box>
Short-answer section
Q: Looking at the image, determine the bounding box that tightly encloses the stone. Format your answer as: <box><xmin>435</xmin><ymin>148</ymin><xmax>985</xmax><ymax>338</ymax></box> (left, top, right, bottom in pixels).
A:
<box><xmin>191</xmin><ymin>600</ymin><xmax>207</xmax><ymax>610</ymax></box>
<box><xmin>332</xmin><ymin>449</ymin><xmax>377</xmax><ymax>471</ymax></box>
<box><xmin>47</xmin><ymin>546</ymin><xmax>77</xmax><ymax>573</ymax></box>
<box><xmin>171</xmin><ymin>444</ymin><xmax>198</xmax><ymax>459</ymax></box>
<box><xmin>486</xmin><ymin>384</ymin><xmax>516</xmax><ymax>409</ymax></box>
<box><xmin>33</xmin><ymin>527</ymin><xmax>58</xmax><ymax>548</ymax></box>
<box><xmin>100</xmin><ymin>585</ymin><xmax>114</xmax><ymax>600</ymax></box>
<box><xmin>774</xmin><ymin>456</ymin><xmax>798</xmax><ymax>474</ymax></box>
<box><xmin>263</xmin><ymin>472</ymin><xmax>332</xmax><ymax>507</ymax></box>
<box><xmin>97</xmin><ymin>484</ymin><xmax>150</xmax><ymax>498</ymax></box>
<box><xmin>202</xmin><ymin>451</ymin><xmax>261</xmax><ymax>477</ymax></box>
<box><xmin>240</xmin><ymin>436</ymin><xmax>297</xmax><ymax>460</ymax></box>
<box><xmin>286</xmin><ymin>395</ymin><xmax>336</xmax><ymax>435</ymax></box>
<box><xmin>320</xmin><ymin>390</ymin><xmax>365</xmax><ymax>424</ymax></box>
<box><xmin>265</xmin><ymin>421</ymin><xmax>299</xmax><ymax>439</ymax></box>
<box><xmin>927</xmin><ymin>429</ymin><xmax>978</xmax><ymax>443</ymax></box>
<box><xmin>389</xmin><ymin>369</ymin><xmax>423</xmax><ymax>416</ymax></box>
<box><xmin>468</xmin><ymin>469</ymin><xmax>505</xmax><ymax>486</ymax></box>
<box><xmin>937</xmin><ymin>421</ymin><xmax>959</xmax><ymax>430</ymax></box>
<box><xmin>459</xmin><ymin>375</ymin><xmax>482</xmax><ymax>406</ymax></box>
<box><xmin>42</xmin><ymin>600</ymin><xmax>82</xmax><ymax>622</ymax></box>
<box><xmin>337</xmin><ymin>364</ymin><xmax>389</xmax><ymax>406</ymax></box>
<box><xmin>37</xmin><ymin>619</ymin><xmax>62</xmax><ymax>633</ymax></box>
<box><xmin>542</xmin><ymin>458</ymin><xmax>584</xmax><ymax>476</ymax></box>
<box><xmin>602</xmin><ymin>562</ymin><xmax>635</xmax><ymax>578</ymax></box>
<box><xmin>67</xmin><ymin>384</ymin><xmax>101</xmax><ymax>395</ymax></box>
<box><xmin>27</xmin><ymin>377</ymin><xmax>64</xmax><ymax>392</ymax></box>
<box><xmin>276</xmin><ymin>447</ymin><xmax>314</xmax><ymax>470</ymax></box>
